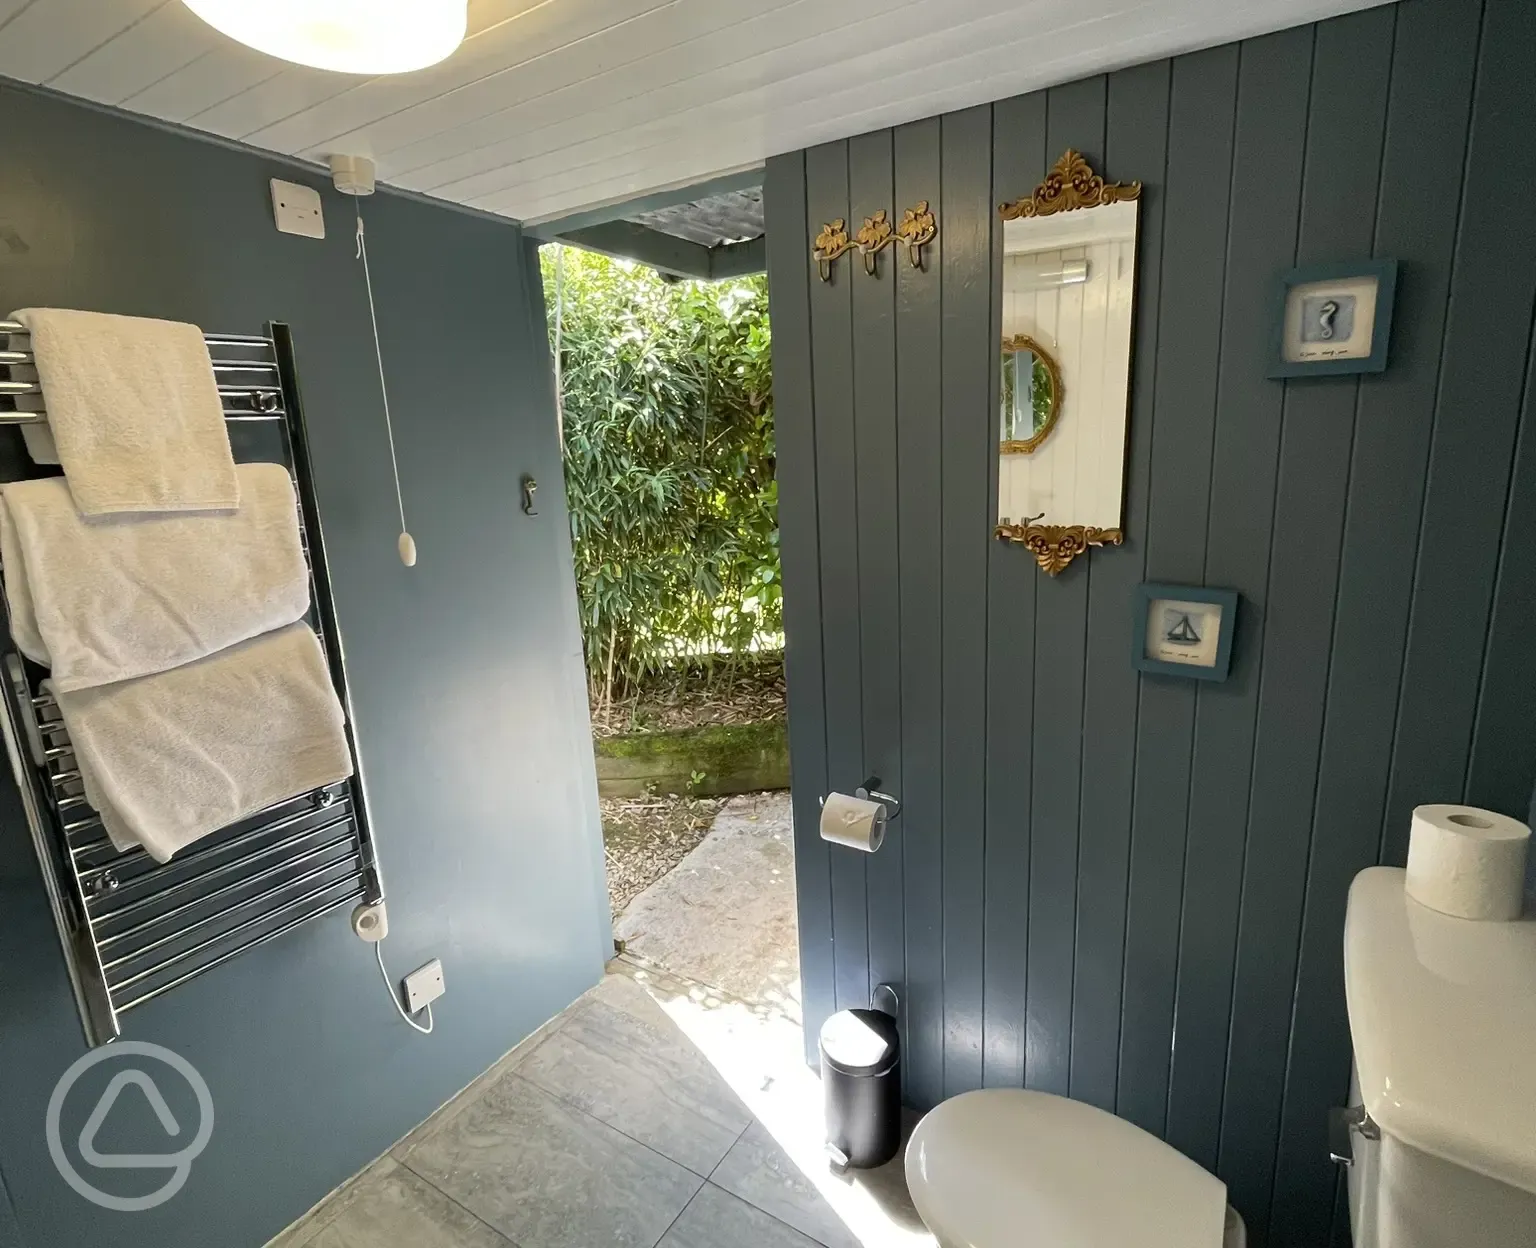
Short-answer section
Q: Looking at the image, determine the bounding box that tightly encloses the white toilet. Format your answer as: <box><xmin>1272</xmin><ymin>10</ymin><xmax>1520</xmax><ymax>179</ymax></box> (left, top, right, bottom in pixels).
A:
<box><xmin>905</xmin><ymin>865</ymin><xmax>1536</xmax><ymax>1247</ymax></box>
<box><xmin>905</xmin><ymin>1087</ymin><xmax>1245</xmax><ymax>1247</ymax></box>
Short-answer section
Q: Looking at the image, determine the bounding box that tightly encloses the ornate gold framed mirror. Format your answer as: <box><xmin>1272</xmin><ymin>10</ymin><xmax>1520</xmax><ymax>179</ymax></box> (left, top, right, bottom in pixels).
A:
<box><xmin>1000</xmin><ymin>333</ymin><xmax>1062</xmax><ymax>454</ymax></box>
<box><xmin>996</xmin><ymin>150</ymin><xmax>1142</xmax><ymax>575</ymax></box>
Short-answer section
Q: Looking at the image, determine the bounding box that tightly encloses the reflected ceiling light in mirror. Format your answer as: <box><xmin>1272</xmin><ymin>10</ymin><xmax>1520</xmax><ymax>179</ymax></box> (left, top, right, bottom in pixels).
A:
<box><xmin>1012</xmin><ymin>258</ymin><xmax>1090</xmax><ymax>292</ymax></box>
<box><xmin>182</xmin><ymin>0</ymin><xmax>468</xmax><ymax>74</ymax></box>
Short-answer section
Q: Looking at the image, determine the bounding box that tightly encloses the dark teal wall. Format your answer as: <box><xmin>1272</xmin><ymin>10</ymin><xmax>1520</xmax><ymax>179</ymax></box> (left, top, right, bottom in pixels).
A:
<box><xmin>0</xmin><ymin>83</ymin><xmax>608</xmax><ymax>1247</ymax></box>
<box><xmin>765</xmin><ymin>0</ymin><xmax>1536</xmax><ymax>1243</ymax></box>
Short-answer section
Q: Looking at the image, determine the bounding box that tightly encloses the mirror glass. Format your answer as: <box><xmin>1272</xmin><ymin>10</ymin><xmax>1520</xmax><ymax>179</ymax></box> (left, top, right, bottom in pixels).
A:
<box><xmin>997</xmin><ymin>183</ymin><xmax>1139</xmax><ymax>569</ymax></box>
<box><xmin>1000</xmin><ymin>334</ymin><xmax>1061</xmax><ymax>453</ymax></box>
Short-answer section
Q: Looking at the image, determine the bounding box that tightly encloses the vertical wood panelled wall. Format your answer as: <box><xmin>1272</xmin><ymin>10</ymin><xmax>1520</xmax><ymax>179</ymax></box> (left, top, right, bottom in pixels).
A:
<box><xmin>764</xmin><ymin>0</ymin><xmax>1536</xmax><ymax>1243</ymax></box>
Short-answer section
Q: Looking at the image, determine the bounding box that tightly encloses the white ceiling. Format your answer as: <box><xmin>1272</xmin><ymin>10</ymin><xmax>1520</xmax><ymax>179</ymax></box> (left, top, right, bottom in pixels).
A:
<box><xmin>0</xmin><ymin>0</ymin><xmax>1383</xmax><ymax>226</ymax></box>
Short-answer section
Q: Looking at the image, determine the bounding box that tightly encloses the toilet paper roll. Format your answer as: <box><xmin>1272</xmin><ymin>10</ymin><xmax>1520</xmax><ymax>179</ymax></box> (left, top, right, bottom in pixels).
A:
<box><xmin>1405</xmin><ymin>804</ymin><xmax>1530</xmax><ymax>921</ymax></box>
<box><xmin>820</xmin><ymin>792</ymin><xmax>887</xmax><ymax>853</ymax></box>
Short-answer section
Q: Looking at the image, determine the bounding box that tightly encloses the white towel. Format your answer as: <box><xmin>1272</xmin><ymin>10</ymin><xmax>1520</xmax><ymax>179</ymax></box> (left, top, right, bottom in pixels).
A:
<box><xmin>0</xmin><ymin>463</ymin><xmax>309</xmax><ymax>692</ymax></box>
<box><xmin>9</xmin><ymin>308</ymin><xmax>239</xmax><ymax>515</ymax></box>
<box><xmin>49</xmin><ymin>623</ymin><xmax>353</xmax><ymax>863</ymax></box>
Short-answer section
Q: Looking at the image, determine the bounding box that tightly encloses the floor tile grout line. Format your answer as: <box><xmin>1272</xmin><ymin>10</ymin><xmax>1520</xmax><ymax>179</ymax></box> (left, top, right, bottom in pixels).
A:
<box><xmin>706</xmin><ymin>1118</ymin><xmax>758</xmax><ymax>1181</ymax></box>
<box><xmin>513</xmin><ymin>1020</ymin><xmax>754</xmax><ymax>1178</ymax></box>
<box><xmin>654</xmin><ymin>1179</ymin><xmax>836</xmax><ymax>1248</ymax></box>
<box><xmin>384</xmin><ymin>1009</ymin><xmax>579</xmax><ymax>1161</ymax></box>
<box><xmin>389</xmin><ymin>1021</ymin><xmax>748</xmax><ymax>1186</ymax></box>
<box><xmin>296</xmin><ymin>968</ymin><xmax>833</xmax><ymax>1247</ymax></box>
<box><xmin>394</xmin><ymin>1068</ymin><xmax>771</xmax><ymax>1243</ymax></box>
<box><xmin>708</xmin><ymin>1178</ymin><xmax>850</xmax><ymax>1248</ymax></box>
<box><xmin>394</xmin><ymin>1155</ymin><xmax>527</xmax><ymax>1248</ymax></box>
<box><xmin>542</xmin><ymin>988</ymin><xmax>846</xmax><ymax>1245</ymax></box>
<box><xmin>706</xmin><ymin>1137</ymin><xmax>861</xmax><ymax>1248</ymax></box>
<box><xmin>269</xmin><ymin>1141</ymin><xmax>415</xmax><ymax>1248</ymax></box>
<box><xmin>507</xmin><ymin>1069</ymin><xmax>738</xmax><ymax>1183</ymax></box>
<box><xmin>646</xmin><ymin>1178</ymin><xmax>709</xmax><ymax>1248</ymax></box>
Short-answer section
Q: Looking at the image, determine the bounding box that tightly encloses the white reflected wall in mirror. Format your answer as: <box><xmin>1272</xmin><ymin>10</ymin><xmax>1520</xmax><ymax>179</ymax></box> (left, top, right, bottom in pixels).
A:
<box><xmin>996</xmin><ymin>151</ymin><xmax>1141</xmax><ymax>575</ymax></box>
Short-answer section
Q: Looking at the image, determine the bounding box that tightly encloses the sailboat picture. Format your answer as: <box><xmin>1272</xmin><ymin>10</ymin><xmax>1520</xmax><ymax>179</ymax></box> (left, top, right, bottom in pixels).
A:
<box><xmin>1145</xmin><ymin>597</ymin><xmax>1222</xmax><ymax>668</ymax></box>
<box><xmin>1163</xmin><ymin>611</ymin><xmax>1202</xmax><ymax>646</ymax></box>
<box><xmin>1135</xmin><ymin>583</ymin><xmax>1239</xmax><ymax>682</ymax></box>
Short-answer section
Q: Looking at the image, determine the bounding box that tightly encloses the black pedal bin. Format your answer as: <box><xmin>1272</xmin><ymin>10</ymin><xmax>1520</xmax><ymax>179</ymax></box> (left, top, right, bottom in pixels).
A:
<box><xmin>819</xmin><ymin>1007</ymin><xmax>901</xmax><ymax>1168</ymax></box>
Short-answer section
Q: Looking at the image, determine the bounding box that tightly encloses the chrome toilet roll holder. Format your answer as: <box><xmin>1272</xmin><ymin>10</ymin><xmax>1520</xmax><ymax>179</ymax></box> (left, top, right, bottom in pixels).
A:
<box><xmin>819</xmin><ymin>775</ymin><xmax>902</xmax><ymax>820</ymax></box>
<box><xmin>856</xmin><ymin>776</ymin><xmax>902</xmax><ymax>820</ymax></box>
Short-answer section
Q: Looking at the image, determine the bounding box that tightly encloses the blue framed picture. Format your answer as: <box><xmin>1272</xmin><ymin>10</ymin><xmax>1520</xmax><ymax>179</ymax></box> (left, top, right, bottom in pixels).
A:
<box><xmin>1269</xmin><ymin>259</ymin><xmax>1397</xmax><ymax>378</ymax></box>
<box><xmin>1133</xmin><ymin>583</ymin><xmax>1239</xmax><ymax>682</ymax></box>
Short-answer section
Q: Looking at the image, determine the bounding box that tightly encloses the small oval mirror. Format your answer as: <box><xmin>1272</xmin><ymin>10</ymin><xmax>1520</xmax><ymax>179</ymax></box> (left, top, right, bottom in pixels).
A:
<box><xmin>999</xmin><ymin>333</ymin><xmax>1062</xmax><ymax>454</ymax></box>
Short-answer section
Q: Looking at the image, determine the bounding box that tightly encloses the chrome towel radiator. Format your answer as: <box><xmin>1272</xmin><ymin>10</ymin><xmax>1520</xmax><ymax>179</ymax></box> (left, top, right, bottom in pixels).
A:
<box><xmin>0</xmin><ymin>321</ymin><xmax>384</xmax><ymax>1046</ymax></box>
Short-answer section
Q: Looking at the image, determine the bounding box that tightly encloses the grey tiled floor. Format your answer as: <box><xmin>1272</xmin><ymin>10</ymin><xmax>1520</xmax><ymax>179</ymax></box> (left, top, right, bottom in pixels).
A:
<box><xmin>269</xmin><ymin>965</ymin><xmax>928</xmax><ymax>1248</ymax></box>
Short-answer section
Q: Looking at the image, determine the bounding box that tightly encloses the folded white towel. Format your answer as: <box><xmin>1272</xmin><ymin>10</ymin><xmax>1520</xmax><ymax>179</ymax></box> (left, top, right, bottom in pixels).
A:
<box><xmin>9</xmin><ymin>308</ymin><xmax>239</xmax><ymax>515</ymax></box>
<box><xmin>49</xmin><ymin>623</ymin><xmax>353</xmax><ymax>863</ymax></box>
<box><xmin>0</xmin><ymin>463</ymin><xmax>309</xmax><ymax>692</ymax></box>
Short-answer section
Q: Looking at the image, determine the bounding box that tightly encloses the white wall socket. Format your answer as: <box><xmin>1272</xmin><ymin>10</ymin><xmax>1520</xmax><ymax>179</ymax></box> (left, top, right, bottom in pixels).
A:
<box><xmin>270</xmin><ymin>178</ymin><xmax>324</xmax><ymax>239</ymax></box>
<box><xmin>402</xmin><ymin>958</ymin><xmax>445</xmax><ymax>1014</ymax></box>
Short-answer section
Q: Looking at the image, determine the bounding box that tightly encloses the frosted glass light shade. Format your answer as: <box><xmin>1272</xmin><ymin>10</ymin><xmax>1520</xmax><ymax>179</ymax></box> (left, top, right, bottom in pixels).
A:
<box><xmin>182</xmin><ymin>0</ymin><xmax>467</xmax><ymax>74</ymax></box>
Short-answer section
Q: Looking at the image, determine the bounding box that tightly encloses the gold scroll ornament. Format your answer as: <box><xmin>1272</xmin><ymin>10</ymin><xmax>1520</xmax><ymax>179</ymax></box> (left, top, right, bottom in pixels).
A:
<box><xmin>998</xmin><ymin>148</ymin><xmax>1142</xmax><ymax>219</ymax></box>
<box><xmin>994</xmin><ymin>522</ymin><xmax>1124</xmax><ymax>577</ymax></box>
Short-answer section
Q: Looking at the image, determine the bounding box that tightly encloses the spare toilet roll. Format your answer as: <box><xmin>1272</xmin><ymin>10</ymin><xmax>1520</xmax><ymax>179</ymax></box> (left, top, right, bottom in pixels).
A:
<box><xmin>1405</xmin><ymin>804</ymin><xmax>1530</xmax><ymax>921</ymax></box>
<box><xmin>820</xmin><ymin>792</ymin><xmax>886</xmax><ymax>853</ymax></box>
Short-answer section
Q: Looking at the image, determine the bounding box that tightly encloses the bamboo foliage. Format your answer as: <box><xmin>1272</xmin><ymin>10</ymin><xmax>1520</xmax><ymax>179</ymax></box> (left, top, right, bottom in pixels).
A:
<box><xmin>541</xmin><ymin>247</ymin><xmax>779</xmax><ymax>714</ymax></box>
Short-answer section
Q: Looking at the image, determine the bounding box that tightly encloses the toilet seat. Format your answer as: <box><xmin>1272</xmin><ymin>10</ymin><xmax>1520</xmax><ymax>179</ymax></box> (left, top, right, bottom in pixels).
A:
<box><xmin>905</xmin><ymin>1089</ymin><xmax>1232</xmax><ymax>1248</ymax></box>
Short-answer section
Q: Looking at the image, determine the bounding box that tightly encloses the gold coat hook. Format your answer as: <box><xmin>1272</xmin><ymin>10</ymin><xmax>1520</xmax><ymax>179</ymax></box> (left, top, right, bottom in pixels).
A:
<box><xmin>895</xmin><ymin>201</ymin><xmax>936</xmax><ymax>269</ymax></box>
<box><xmin>855</xmin><ymin>210</ymin><xmax>893</xmax><ymax>274</ymax></box>
<box><xmin>812</xmin><ymin>201</ymin><xmax>937</xmax><ymax>281</ymax></box>
<box><xmin>812</xmin><ymin>218</ymin><xmax>854</xmax><ymax>281</ymax></box>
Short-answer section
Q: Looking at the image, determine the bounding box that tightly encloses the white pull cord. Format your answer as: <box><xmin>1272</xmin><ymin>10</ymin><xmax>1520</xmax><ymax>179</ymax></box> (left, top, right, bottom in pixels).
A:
<box><xmin>375</xmin><ymin>939</ymin><xmax>434</xmax><ymax>1034</ymax></box>
<box><xmin>354</xmin><ymin>202</ymin><xmax>416</xmax><ymax>567</ymax></box>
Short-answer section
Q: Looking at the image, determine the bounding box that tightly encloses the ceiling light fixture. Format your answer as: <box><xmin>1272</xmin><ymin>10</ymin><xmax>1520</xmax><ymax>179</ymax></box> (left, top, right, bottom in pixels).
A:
<box><xmin>181</xmin><ymin>0</ymin><xmax>467</xmax><ymax>75</ymax></box>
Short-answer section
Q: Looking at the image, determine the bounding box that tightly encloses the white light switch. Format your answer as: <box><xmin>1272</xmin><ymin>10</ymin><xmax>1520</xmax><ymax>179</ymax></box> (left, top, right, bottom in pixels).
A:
<box><xmin>270</xmin><ymin>178</ymin><xmax>324</xmax><ymax>239</ymax></box>
<box><xmin>402</xmin><ymin>958</ymin><xmax>445</xmax><ymax>1014</ymax></box>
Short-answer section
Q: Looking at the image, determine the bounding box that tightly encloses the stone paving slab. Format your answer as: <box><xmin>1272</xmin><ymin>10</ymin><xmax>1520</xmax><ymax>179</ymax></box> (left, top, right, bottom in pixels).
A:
<box><xmin>613</xmin><ymin>792</ymin><xmax>800</xmax><ymax>1019</ymax></box>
